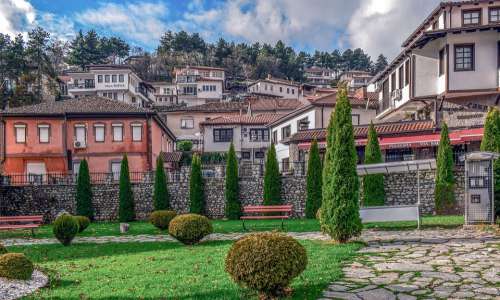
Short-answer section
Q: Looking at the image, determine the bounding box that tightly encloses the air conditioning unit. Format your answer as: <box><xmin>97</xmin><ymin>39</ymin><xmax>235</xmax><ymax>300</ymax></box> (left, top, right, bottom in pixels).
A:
<box><xmin>391</xmin><ymin>89</ymin><xmax>402</xmax><ymax>101</ymax></box>
<box><xmin>74</xmin><ymin>141</ymin><xmax>86</xmax><ymax>149</ymax></box>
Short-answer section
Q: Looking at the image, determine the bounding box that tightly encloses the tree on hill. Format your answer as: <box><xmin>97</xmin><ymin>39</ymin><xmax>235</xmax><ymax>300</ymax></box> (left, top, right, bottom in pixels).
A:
<box><xmin>305</xmin><ymin>139</ymin><xmax>323</xmax><ymax>218</ymax></box>
<box><xmin>118</xmin><ymin>154</ymin><xmax>135</xmax><ymax>222</ymax></box>
<box><xmin>189</xmin><ymin>154</ymin><xmax>205</xmax><ymax>214</ymax></box>
<box><xmin>373</xmin><ymin>54</ymin><xmax>388</xmax><ymax>74</ymax></box>
<box><xmin>263</xmin><ymin>144</ymin><xmax>281</xmax><ymax>205</ymax></box>
<box><xmin>75</xmin><ymin>159</ymin><xmax>93</xmax><ymax>219</ymax></box>
<box><xmin>320</xmin><ymin>88</ymin><xmax>362</xmax><ymax>242</ymax></box>
<box><xmin>480</xmin><ymin>108</ymin><xmax>500</xmax><ymax>221</ymax></box>
<box><xmin>363</xmin><ymin>122</ymin><xmax>385</xmax><ymax>206</ymax></box>
<box><xmin>434</xmin><ymin>122</ymin><xmax>455</xmax><ymax>215</ymax></box>
<box><xmin>153</xmin><ymin>156</ymin><xmax>170</xmax><ymax>210</ymax></box>
<box><xmin>224</xmin><ymin>143</ymin><xmax>241</xmax><ymax>219</ymax></box>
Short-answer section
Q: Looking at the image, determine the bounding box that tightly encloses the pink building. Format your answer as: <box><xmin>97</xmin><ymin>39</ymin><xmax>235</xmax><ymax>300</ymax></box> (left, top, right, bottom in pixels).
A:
<box><xmin>0</xmin><ymin>96</ymin><xmax>175</xmax><ymax>176</ymax></box>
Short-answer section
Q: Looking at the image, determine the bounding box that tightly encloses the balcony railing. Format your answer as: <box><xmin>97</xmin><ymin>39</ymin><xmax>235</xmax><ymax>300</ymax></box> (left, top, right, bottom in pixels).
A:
<box><xmin>68</xmin><ymin>83</ymin><xmax>95</xmax><ymax>90</ymax></box>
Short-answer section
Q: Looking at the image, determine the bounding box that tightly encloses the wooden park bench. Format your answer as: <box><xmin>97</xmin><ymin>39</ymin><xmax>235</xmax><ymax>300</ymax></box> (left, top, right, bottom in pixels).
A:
<box><xmin>0</xmin><ymin>215</ymin><xmax>43</xmax><ymax>236</ymax></box>
<box><xmin>240</xmin><ymin>205</ymin><xmax>293</xmax><ymax>230</ymax></box>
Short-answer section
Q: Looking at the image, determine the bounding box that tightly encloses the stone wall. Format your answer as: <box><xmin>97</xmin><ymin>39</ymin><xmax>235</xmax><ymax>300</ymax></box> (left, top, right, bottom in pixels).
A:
<box><xmin>0</xmin><ymin>165</ymin><xmax>465</xmax><ymax>222</ymax></box>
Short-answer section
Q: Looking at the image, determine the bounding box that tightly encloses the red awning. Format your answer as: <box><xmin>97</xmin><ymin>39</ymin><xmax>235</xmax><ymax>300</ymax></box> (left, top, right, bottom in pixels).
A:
<box><xmin>297</xmin><ymin>128</ymin><xmax>483</xmax><ymax>150</ymax></box>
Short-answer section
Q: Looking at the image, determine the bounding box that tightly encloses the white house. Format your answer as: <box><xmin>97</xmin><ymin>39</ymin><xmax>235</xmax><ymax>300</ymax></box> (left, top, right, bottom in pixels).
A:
<box><xmin>64</xmin><ymin>65</ymin><xmax>154</xmax><ymax>107</ymax></box>
<box><xmin>174</xmin><ymin>66</ymin><xmax>225</xmax><ymax>106</ymax></box>
<box><xmin>248</xmin><ymin>75</ymin><xmax>300</xmax><ymax>99</ymax></box>
<box><xmin>339</xmin><ymin>71</ymin><xmax>373</xmax><ymax>91</ymax></box>
<box><xmin>304</xmin><ymin>66</ymin><xmax>337</xmax><ymax>88</ymax></box>
<box><xmin>373</xmin><ymin>0</ymin><xmax>500</xmax><ymax>122</ymax></box>
<box><xmin>150</xmin><ymin>81</ymin><xmax>178</xmax><ymax>106</ymax></box>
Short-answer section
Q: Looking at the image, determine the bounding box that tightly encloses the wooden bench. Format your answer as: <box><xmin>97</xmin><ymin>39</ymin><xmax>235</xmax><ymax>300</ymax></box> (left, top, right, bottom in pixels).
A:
<box><xmin>240</xmin><ymin>205</ymin><xmax>293</xmax><ymax>230</ymax></box>
<box><xmin>0</xmin><ymin>216</ymin><xmax>43</xmax><ymax>236</ymax></box>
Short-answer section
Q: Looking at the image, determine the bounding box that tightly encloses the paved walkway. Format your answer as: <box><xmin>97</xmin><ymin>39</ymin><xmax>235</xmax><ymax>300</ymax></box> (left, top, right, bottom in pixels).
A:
<box><xmin>320</xmin><ymin>229</ymin><xmax>500</xmax><ymax>300</ymax></box>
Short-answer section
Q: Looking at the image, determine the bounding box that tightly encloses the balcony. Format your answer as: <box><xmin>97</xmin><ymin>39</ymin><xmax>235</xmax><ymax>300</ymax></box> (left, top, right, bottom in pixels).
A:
<box><xmin>68</xmin><ymin>82</ymin><xmax>95</xmax><ymax>90</ymax></box>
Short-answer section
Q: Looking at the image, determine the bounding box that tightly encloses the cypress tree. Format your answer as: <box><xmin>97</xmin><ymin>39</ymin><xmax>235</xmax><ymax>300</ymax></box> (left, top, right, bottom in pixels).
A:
<box><xmin>153</xmin><ymin>156</ymin><xmax>170</xmax><ymax>210</ymax></box>
<box><xmin>305</xmin><ymin>139</ymin><xmax>323</xmax><ymax>218</ymax></box>
<box><xmin>118</xmin><ymin>154</ymin><xmax>135</xmax><ymax>222</ymax></box>
<box><xmin>189</xmin><ymin>154</ymin><xmax>205</xmax><ymax>214</ymax></box>
<box><xmin>75</xmin><ymin>159</ymin><xmax>94</xmax><ymax>220</ymax></box>
<box><xmin>363</xmin><ymin>122</ymin><xmax>385</xmax><ymax>206</ymax></box>
<box><xmin>435</xmin><ymin>122</ymin><xmax>455</xmax><ymax>215</ymax></box>
<box><xmin>320</xmin><ymin>88</ymin><xmax>362</xmax><ymax>242</ymax></box>
<box><xmin>225</xmin><ymin>143</ymin><xmax>241</xmax><ymax>219</ymax></box>
<box><xmin>320</xmin><ymin>107</ymin><xmax>337</xmax><ymax>222</ymax></box>
<box><xmin>263</xmin><ymin>143</ymin><xmax>282</xmax><ymax>205</ymax></box>
<box><xmin>480</xmin><ymin>108</ymin><xmax>500</xmax><ymax>221</ymax></box>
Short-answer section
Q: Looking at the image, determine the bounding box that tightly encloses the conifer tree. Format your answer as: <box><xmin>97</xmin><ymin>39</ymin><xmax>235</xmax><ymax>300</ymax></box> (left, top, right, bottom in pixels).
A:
<box><xmin>189</xmin><ymin>154</ymin><xmax>205</xmax><ymax>214</ymax></box>
<box><xmin>320</xmin><ymin>108</ymin><xmax>336</xmax><ymax>222</ymax></box>
<box><xmin>305</xmin><ymin>139</ymin><xmax>323</xmax><ymax>218</ymax></box>
<box><xmin>118</xmin><ymin>154</ymin><xmax>135</xmax><ymax>222</ymax></box>
<box><xmin>263</xmin><ymin>144</ymin><xmax>282</xmax><ymax>205</ymax></box>
<box><xmin>480</xmin><ymin>108</ymin><xmax>500</xmax><ymax>221</ymax></box>
<box><xmin>363</xmin><ymin>122</ymin><xmax>385</xmax><ymax>206</ymax></box>
<box><xmin>224</xmin><ymin>143</ymin><xmax>241</xmax><ymax>219</ymax></box>
<box><xmin>75</xmin><ymin>159</ymin><xmax>94</xmax><ymax>220</ymax></box>
<box><xmin>153</xmin><ymin>156</ymin><xmax>170</xmax><ymax>210</ymax></box>
<box><xmin>435</xmin><ymin>123</ymin><xmax>455</xmax><ymax>214</ymax></box>
<box><xmin>320</xmin><ymin>88</ymin><xmax>362</xmax><ymax>242</ymax></box>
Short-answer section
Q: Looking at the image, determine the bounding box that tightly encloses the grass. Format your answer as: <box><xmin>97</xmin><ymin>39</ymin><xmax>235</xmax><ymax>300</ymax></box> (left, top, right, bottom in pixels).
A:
<box><xmin>0</xmin><ymin>215</ymin><xmax>466</xmax><ymax>239</ymax></box>
<box><xmin>10</xmin><ymin>240</ymin><xmax>362</xmax><ymax>299</ymax></box>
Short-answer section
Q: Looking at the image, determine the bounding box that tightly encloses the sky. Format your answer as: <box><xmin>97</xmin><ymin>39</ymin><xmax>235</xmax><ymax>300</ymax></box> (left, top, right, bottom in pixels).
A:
<box><xmin>0</xmin><ymin>0</ymin><xmax>444</xmax><ymax>60</ymax></box>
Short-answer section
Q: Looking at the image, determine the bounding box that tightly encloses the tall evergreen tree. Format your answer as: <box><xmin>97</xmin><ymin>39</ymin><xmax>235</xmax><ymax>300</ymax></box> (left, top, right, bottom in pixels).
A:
<box><xmin>363</xmin><ymin>122</ymin><xmax>385</xmax><ymax>206</ymax></box>
<box><xmin>373</xmin><ymin>54</ymin><xmax>388</xmax><ymax>74</ymax></box>
<box><xmin>305</xmin><ymin>139</ymin><xmax>323</xmax><ymax>218</ymax></box>
<box><xmin>153</xmin><ymin>156</ymin><xmax>170</xmax><ymax>210</ymax></box>
<box><xmin>263</xmin><ymin>144</ymin><xmax>281</xmax><ymax>205</ymax></box>
<box><xmin>224</xmin><ymin>143</ymin><xmax>241</xmax><ymax>219</ymax></box>
<box><xmin>320</xmin><ymin>88</ymin><xmax>362</xmax><ymax>242</ymax></box>
<box><xmin>26</xmin><ymin>27</ymin><xmax>50</xmax><ymax>101</ymax></box>
<box><xmin>75</xmin><ymin>159</ymin><xmax>93</xmax><ymax>219</ymax></box>
<box><xmin>118</xmin><ymin>154</ymin><xmax>135</xmax><ymax>222</ymax></box>
<box><xmin>480</xmin><ymin>108</ymin><xmax>500</xmax><ymax>221</ymax></box>
<box><xmin>320</xmin><ymin>104</ymin><xmax>337</xmax><ymax>222</ymax></box>
<box><xmin>435</xmin><ymin>123</ymin><xmax>455</xmax><ymax>215</ymax></box>
<box><xmin>189</xmin><ymin>154</ymin><xmax>205</xmax><ymax>214</ymax></box>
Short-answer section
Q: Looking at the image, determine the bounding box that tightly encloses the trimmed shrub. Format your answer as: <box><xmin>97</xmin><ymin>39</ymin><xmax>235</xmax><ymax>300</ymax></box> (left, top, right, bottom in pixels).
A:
<box><xmin>189</xmin><ymin>154</ymin><xmax>205</xmax><ymax>214</ymax></box>
<box><xmin>0</xmin><ymin>253</ymin><xmax>34</xmax><ymax>280</ymax></box>
<box><xmin>153</xmin><ymin>156</ymin><xmax>170</xmax><ymax>211</ymax></box>
<box><xmin>263</xmin><ymin>143</ymin><xmax>281</xmax><ymax>205</ymax></box>
<box><xmin>150</xmin><ymin>210</ymin><xmax>177</xmax><ymax>230</ymax></box>
<box><xmin>225</xmin><ymin>232</ymin><xmax>307</xmax><ymax>298</ymax></box>
<box><xmin>73</xmin><ymin>216</ymin><xmax>90</xmax><ymax>233</ymax></box>
<box><xmin>305</xmin><ymin>139</ymin><xmax>323</xmax><ymax>218</ymax></box>
<box><xmin>177</xmin><ymin>140</ymin><xmax>193</xmax><ymax>152</ymax></box>
<box><xmin>53</xmin><ymin>214</ymin><xmax>79</xmax><ymax>246</ymax></box>
<box><xmin>75</xmin><ymin>159</ymin><xmax>93</xmax><ymax>220</ymax></box>
<box><xmin>168</xmin><ymin>214</ymin><xmax>213</xmax><ymax>245</ymax></box>
<box><xmin>435</xmin><ymin>123</ymin><xmax>455</xmax><ymax>214</ymax></box>
<box><xmin>225</xmin><ymin>142</ymin><xmax>241</xmax><ymax>219</ymax></box>
<box><xmin>0</xmin><ymin>243</ymin><xmax>7</xmax><ymax>255</ymax></box>
<box><xmin>481</xmin><ymin>107</ymin><xmax>500</xmax><ymax>221</ymax></box>
<box><xmin>320</xmin><ymin>88</ymin><xmax>362</xmax><ymax>242</ymax></box>
<box><xmin>363</xmin><ymin>122</ymin><xmax>385</xmax><ymax>206</ymax></box>
<box><xmin>118</xmin><ymin>154</ymin><xmax>135</xmax><ymax>222</ymax></box>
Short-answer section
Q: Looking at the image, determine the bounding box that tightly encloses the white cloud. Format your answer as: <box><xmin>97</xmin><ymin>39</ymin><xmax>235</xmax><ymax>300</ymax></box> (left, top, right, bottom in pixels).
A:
<box><xmin>348</xmin><ymin>0</ymin><xmax>442</xmax><ymax>59</ymax></box>
<box><xmin>0</xmin><ymin>0</ymin><xmax>36</xmax><ymax>36</ymax></box>
<box><xmin>37</xmin><ymin>13</ymin><xmax>76</xmax><ymax>41</ymax></box>
<box><xmin>75</xmin><ymin>1</ymin><xmax>169</xmax><ymax>46</ymax></box>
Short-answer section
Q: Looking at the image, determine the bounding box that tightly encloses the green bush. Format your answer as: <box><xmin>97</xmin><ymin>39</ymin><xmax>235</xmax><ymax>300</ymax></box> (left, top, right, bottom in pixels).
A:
<box><xmin>0</xmin><ymin>243</ymin><xmax>7</xmax><ymax>255</ymax></box>
<box><xmin>150</xmin><ymin>210</ymin><xmax>177</xmax><ymax>230</ymax></box>
<box><xmin>75</xmin><ymin>159</ymin><xmax>94</xmax><ymax>220</ymax></box>
<box><xmin>177</xmin><ymin>140</ymin><xmax>193</xmax><ymax>152</ymax></box>
<box><xmin>0</xmin><ymin>253</ymin><xmax>34</xmax><ymax>280</ymax></box>
<box><xmin>189</xmin><ymin>154</ymin><xmax>205</xmax><ymax>214</ymax></box>
<box><xmin>263</xmin><ymin>144</ymin><xmax>281</xmax><ymax>205</ymax></box>
<box><xmin>73</xmin><ymin>216</ymin><xmax>90</xmax><ymax>233</ymax></box>
<box><xmin>363</xmin><ymin>122</ymin><xmax>385</xmax><ymax>206</ymax></box>
<box><xmin>118</xmin><ymin>154</ymin><xmax>135</xmax><ymax>222</ymax></box>
<box><xmin>53</xmin><ymin>214</ymin><xmax>79</xmax><ymax>246</ymax></box>
<box><xmin>305</xmin><ymin>139</ymin><xmax>322</xmax><ymax>218</ymax></box>
<box><xmin>153</xmin><ymin>156</ymin><xmax>170</xmax><ymax>211</ymax></box>
<box><xmin>481</xmin><ymin>108</ymin><xmax>500</xmax><ymax>221</ymax></box>
<box><xmin>168</xmin><ymin>214</ymin><xmax>213</xmax><ymax>245</ymax></box>
<box><xmin>225</xmin><ymin>143</ymin><xmax>241</xmax><ymax>219</ymax></box>
<box><xmin>225</xmin><ymin>232</ymin><xmax>307</xmax><ymax>298</ymax></box>
<box><xmin>435</xmin><ymin>123</ymin><xmax>456</xmax><ymax>215</ymax></box>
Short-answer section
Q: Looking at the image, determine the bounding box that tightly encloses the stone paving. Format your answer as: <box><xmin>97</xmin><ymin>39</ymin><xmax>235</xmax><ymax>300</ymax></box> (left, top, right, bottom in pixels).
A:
<box><xmin>320</xmin><ymin>228</ymin><xmax>500</xmax><ymax>300</ymax></box>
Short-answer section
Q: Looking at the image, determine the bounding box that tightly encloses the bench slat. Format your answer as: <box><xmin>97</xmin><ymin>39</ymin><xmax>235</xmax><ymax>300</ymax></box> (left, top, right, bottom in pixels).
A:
<box><xmin>241</xmin><ymin>216</ymin><xmax>290</xmax><ymax>220</ymax></box>
<box><xmin>0</xmin><ymin>216</ymin><xmax>43</xmax><ymax>221</ymax></box>
<box><xmin>243</xmin><ymin>209</ymin><xmax>292</xmax><ymax>213</ymax></box>
<box><xmin>0</xmin><ymin>224</ymin><xmax>41</xmax><ymax>230</ymax></box>
<box><xmin>244</xmin><ymin>205</ymin><xmax>292</xmax><ymax>209</ymax></box>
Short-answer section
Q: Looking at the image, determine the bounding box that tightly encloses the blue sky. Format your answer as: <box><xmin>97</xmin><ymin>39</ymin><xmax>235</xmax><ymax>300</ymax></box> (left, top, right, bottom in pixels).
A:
<box><xmin>1</xmin><ymin>0</ymin><xmax>443</xmax><ymax>59</ymax></box>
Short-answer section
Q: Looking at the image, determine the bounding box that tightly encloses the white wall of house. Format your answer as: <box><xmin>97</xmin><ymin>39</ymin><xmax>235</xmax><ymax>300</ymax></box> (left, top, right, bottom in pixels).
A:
<box><xmin>197</xmin><ymin>81</ymin><xmax>223</xmax><ymax>100</ymax></box>
<box><xmin>249</xmin><ymin>81</ymin><xmax>300</xmax><ymax>99</ymax></box>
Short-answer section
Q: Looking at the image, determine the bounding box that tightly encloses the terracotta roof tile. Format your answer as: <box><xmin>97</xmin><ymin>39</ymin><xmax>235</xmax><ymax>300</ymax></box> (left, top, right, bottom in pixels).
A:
<box><xmin>160</xmin><ymin>151</ymin><xmax>183</xmax><ymax>162</ymax></box>
<box><xmin>306</xmin><ymin>92</ymin><xmax>378</xmax><ymax>108</ymax></box>
<box><xmin>200</xmin><ymin>114</ymin><xmax>283</xmax><ymax>126</ymax></box>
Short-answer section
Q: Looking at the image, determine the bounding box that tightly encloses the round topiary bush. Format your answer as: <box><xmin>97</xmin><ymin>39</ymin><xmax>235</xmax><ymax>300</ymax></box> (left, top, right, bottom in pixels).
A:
<box><xmin>168</xmin><ymin>214</ymin><xmax>213</xmax><ymax>245</ymax></box>
<box><xmin>0</xmin><ymin>243</ymin><xmax>7</xmax><ymax>255</ymax></box>
<box><xmin>0</xmin><ymin>253</ymin><xmax>34</xmax><ymax>280</ymax></box>
<box><xmin>53</xmin><ymin>214</ymin><xmax>79</xmax><ymax>246</ymax></box>
<box><xmin>150</xmin><ymin>210</ymin><xmax>177</xmax><ymax>230</ymax></box>
<box><xmin>225</xmin><ymin>232</ymin><xmax>308</xmax><ymax>298</ymax></box>
<box><xmin>73</xmin><ymin>216</ymin><xmax>90</xmax><ymax>233</ymax></box>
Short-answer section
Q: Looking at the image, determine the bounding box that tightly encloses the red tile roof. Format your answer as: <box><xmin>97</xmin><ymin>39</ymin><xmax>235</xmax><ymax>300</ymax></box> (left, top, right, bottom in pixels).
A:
<box><xmin>248</xmin><ymin>98</ymin><xmax>303</xmax><ymax>112</ymax></box>
<box><xmin>200</xmin><ymin>114</ymin><xmax>283</xmax><ymax>126</ymax></box>
<box><xmin>306</xmin><ymin>92</ymin><xmax>378</xmax><ymax>108</ymax></box>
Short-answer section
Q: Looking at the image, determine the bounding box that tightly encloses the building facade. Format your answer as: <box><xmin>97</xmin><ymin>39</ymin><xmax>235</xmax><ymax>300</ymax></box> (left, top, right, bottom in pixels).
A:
<box><xmin>339</xmin><ymin>70</ymin><xmax>373</xmax><ymax>92</ymax></box>
<box><xmin>247</xmin><ymin>75</ymin><xmax>301</xmax><ymax>99</ymax></box>
<box><xmin>304</xmin><ymin>66</ymin><xmax>337</xmax><ymax>88</ymax></box>
<box><xmin>174</xmin><ymin>66</ymin><xmax>225</xmax><ymax>106</ymax></box>
<box><xmin>150</xmin><ymin>81</ymin><xmax>178</xmax><ymax>106</ymax></box>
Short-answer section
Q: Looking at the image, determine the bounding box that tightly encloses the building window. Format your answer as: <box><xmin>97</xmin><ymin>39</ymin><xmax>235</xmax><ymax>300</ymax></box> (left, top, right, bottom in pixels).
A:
<box><xmin>213</xmin><ymin>128</ymin><xmax>233</xmax><ymax>142</ymax></box>
<box><xmin>462</xmin><ymin>9</ymin><xmax>481</xmax><ymax>26</ymax></box>
<box><xmin>119</xmin><ymin>74</ymin><xmax>124</xmax><ymax>82</ymax></box>
<box><xmin>38</xmin><ymin>124</ymin><xmax>50</xmax><ymax>143</ymax></box>
<box><xmin>112</xmin><ymin>75</ymin><xmax>117</xmax><ymax>83</ymax></box>
<box><xmin>391</xmin><ymin>72</ymin><xmax>396</xmax><ymax>91</ymax></box>
<box><xmin>241</xmin><ymin>152</ymin><xmax>251</xmax><ymax>159</ymax></box>
<box><xmin>439</xmin><ymin>48</ymin><xmax>445</xmax><ymax>75</ymax></box>
<box><xmin>131</xmin><ymin>123</ymin><xmax>142</xmax><ymax>141</ymax></box>
<box><xmin>98</xmin><ymin>75</ymin><xmax>103</xmax><ymax>83</ymax></box>
<box><xmin>292</xmin><ymin>89</ymin><xmax>295</xmax><ymax>95</ymax></box>
<box><xmin>112</xmin><ymin>124</ymin><xmax>123</xmax><ymax>142</ymax></box>
<box><xmin>297</xmin><ymin>118</ymin><xmax>309</xmax><ymax>131</ymax></box>
<box><xmin>74</xmin><ymin>124</ymin><xmax>86</xmax><ymax>143</ymax></box>
<box><xmin>281</xmin><ymin>125</ymin><xmax>291</xmax><ymax>139</ymax></box>
<box><xmin>272</xmin><ymin>130</ymin><xmax>278</xmax><ymax>144</ymax></box>
<box><xmin>249</xmin><ymin>129</ymin><xmax>269</xmax><ymax>142</ymax></box>
<box><xmin>454</xmin><ymin>44</ymin><xmax>474</xmax><ymax>71</ymax></box>
<box><xmin>398</xmin><ymin>65</ymin><xmax>404</xmax><ymax>89</ymax></box>
<box><xmin>111</xmin><ymin>161</ymin><xmax>121</xmax><ymax>181</ymax></box>
<box><xmin>72</xmin><ymin>161</ymin><xmax>81</xmax><ymax>174</ymax></box>
<box><xmin>286</xmin><ymin>88</ymin><xmax>290</xmax><ymax>94</ymax></box>
<box><xmin>113</xmin><ymin>92</ymin><xmax>118</xmax><ymax>100</ymax></box>
<box><xmin>105</xmin><ymin>75</ymin><xmax>110</xmax><ymax>83</ymax></box>
<box><xmin>254</xmin><ymin>151</ymin><xmax>265</xmax><ymax>159</ymax></box>
<box><xmin>14</xmin><ymin>123</ymin><xmax>26</xmax><ymax>143</ymax></box>
<box><xmin>489</xmin><ymin>7</ymin><xmax>500</xmax><ymax>23</ymax></box>
<box><xmin>94</xmin><ymin>123</ymin><xmax>105</xmax><ymax>142</ymax></box>
<box><xmin>432</xmin><ymin>20</ymin><xmax>438</xmax><ymax>30</ymax></box>
<box><xmin>404</xmin><ymin>60</ymin><xmax>410</xmax><ymax>86</ymax></box>
<box><xmin>351</xmin><ymin>114</ymin><xmax>360</xmax><ymax>125</ymax></box>
<box><xmin>180</xmin><ymin>118</ymin><xmax>194</xmax><ymax>129</ymax></box>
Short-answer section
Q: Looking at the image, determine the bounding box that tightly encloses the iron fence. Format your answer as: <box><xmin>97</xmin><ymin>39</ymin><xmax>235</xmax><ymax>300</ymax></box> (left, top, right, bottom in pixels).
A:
<box><xmin>280</xmin><ymin>161</ymin><xmax>306</xmax><ymax>176</ymax></box>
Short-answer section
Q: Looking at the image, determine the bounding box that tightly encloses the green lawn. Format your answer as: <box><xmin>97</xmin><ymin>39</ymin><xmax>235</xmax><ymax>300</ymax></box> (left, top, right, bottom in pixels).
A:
<box><xmin>0</xmin><ymin>215</ymin><xmax>466</xmax><ymax>239</ymax></box>
<box><xmin>10</xmin><ymin>240</ymin><xmax>361</xmax><ymax>300</ymax></box>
